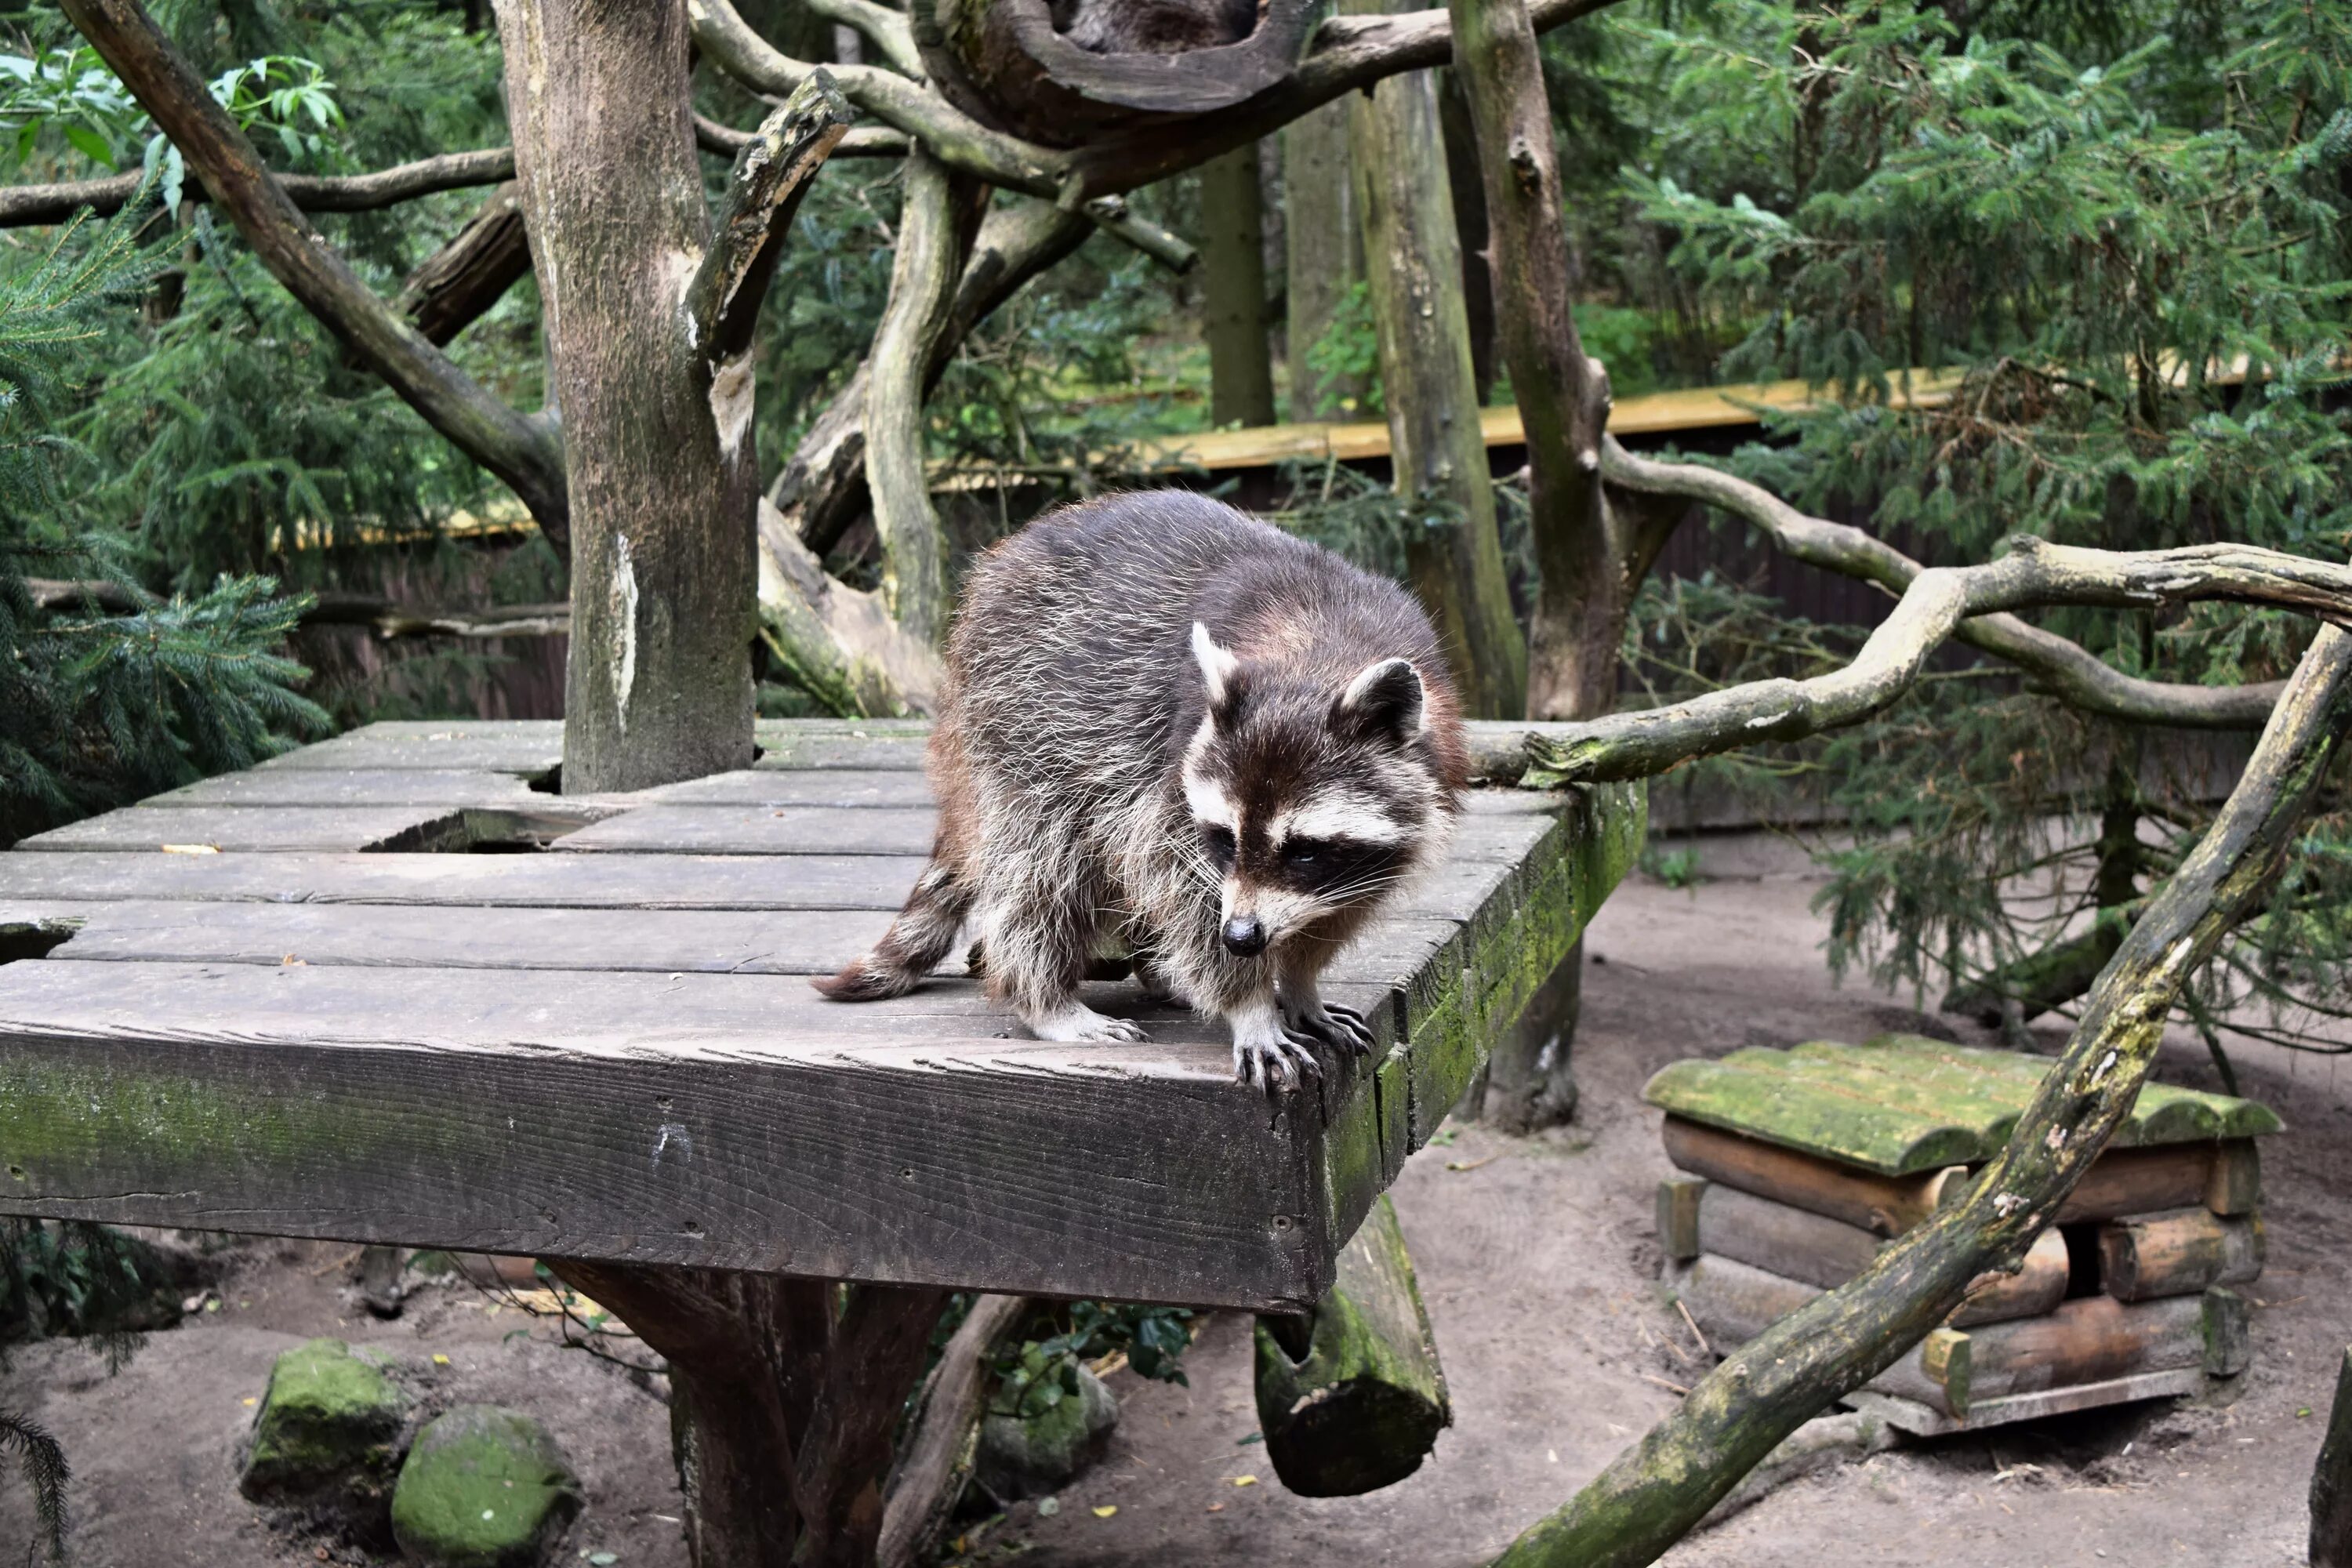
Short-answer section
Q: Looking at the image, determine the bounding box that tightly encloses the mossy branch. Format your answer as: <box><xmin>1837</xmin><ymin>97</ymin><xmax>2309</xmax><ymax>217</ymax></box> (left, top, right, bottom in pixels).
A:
<box><xmin>1494</xmin><ymin>623</ymin><xmax>2352</xmax><ymax>1568</ymax></box>
<box><xmin>0</xmin><ymin>147</ymin><xmax>514</xmax><ymax>227</ymax></box>
<box><xmin>686</xmin><ymin>74</ymin><xmax>855</xmax><ymax>368</ymax></box>
<box><xmin>1527</xmin><ymin>530</ymin><xmax>2347</xmax><ymax>783</ymax></box>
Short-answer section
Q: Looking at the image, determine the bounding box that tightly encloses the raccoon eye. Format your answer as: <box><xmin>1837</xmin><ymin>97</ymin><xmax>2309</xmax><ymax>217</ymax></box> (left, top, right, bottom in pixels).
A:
<box><xmin>1283</xmin><ymin>838</ymin><xmax>1330</xmax><ymax>869</ymax></box>
<box><xmin>1201</xmin><ymin>824</ymin><xmax>1236</xmax><ymax>866</ymax></box>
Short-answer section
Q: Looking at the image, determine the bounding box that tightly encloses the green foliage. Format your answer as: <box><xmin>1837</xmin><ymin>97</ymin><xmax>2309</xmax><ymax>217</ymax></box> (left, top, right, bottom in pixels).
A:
<box><xmin>989</xmin><ymin>1302</ymin><xmax>1194</xmax><ymax>1421</ymax></box>
<box><xmin>0</xmin><ymin>207</ymin><xmax>328</xmax><ymax>848</ymax></box>
<box><xmin>0</xmin><ymin>1408</ymin><xmax>68</xmax><ymax>1566</ymax></box>
<box><xmin>1306</xmin><ymin>278</ymin><xmax>1382</xmax><ymax>417</ymax></box>
<box><xmin>1624</xmin><ymin>0</ymin><xmax>2352</xmax><ymax>1047</ymax></box>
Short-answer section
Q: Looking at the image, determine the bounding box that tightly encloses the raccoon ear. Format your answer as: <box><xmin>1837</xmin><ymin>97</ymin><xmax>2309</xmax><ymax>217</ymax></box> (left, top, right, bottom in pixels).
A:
<box><xmin>1192</xmin><ymin>622</ymin><xmax>1244</xmax><ymax>709</ymax></box>
<box><xmin>1337</xmin><ymin>657</ymin><xmax>1426</xmax><ymax>742</ymax></box>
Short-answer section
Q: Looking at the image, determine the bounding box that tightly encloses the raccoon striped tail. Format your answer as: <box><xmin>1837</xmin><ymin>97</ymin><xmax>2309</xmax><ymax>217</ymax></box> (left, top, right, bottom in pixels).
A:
<box><xmin>814</xmin><ymin>860</ymin><xmax>973</xmax><ymax>1000</ymax></box>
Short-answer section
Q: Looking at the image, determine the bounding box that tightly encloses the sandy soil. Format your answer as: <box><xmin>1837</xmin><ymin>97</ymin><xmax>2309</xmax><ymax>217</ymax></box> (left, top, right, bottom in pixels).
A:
<box><xmin>5</xmin><ymin>840</ymin><xmax>2343</xmax><ymax>1567</ymax></box>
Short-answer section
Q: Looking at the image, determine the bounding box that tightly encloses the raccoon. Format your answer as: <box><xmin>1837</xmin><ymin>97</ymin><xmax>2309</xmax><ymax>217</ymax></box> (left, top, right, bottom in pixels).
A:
<box><xmin>1051</xmin><ymin>0</ymin><xmax>1258</xmax><ymax>54</ymax></box>
<box><xmin>815</xmin><ymin>491</ymin><xmax>1469</xmax><ymax>1090</ymax></box>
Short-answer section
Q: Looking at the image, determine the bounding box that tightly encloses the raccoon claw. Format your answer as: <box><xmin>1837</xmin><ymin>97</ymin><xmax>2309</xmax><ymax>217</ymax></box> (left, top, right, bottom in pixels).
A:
<box><xmin>1280</xmin><ymin>1000</ymin><xmax>1375</xmax><ymax>1058</ymax></box>
<box><xmin>1232</xmin><ymin>1033</ymin><xmax>1324</xmax><ymax>1094</ymax></box>
<box><xmin>1030</xmin><ymin>1006</ymin><xmax>1148</xmax><ymax>1044</ymax></box>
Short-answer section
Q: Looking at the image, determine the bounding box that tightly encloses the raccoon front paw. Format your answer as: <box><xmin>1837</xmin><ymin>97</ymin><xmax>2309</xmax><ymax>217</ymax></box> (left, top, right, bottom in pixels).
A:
<box><xmin>1280</xmin><ymin>997</ymin><xmax>1375</xmax><ymax>1058</ymax></box>
<box><xmin>1028</xmin><ymin>1004</ymin><xmax>1149</xmax><ymax>1044</ymax></box>
<box><xmin>1231</xmin><ymin>1018</ymin><xmax>1326</xmax><ymax>1093</ymax></box>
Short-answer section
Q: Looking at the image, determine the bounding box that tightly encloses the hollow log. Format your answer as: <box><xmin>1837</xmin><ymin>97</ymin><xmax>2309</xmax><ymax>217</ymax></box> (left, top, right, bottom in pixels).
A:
<box><xmin>2312</xmin><ymin>1346</ymin><xmax>2352</xmax><ymax>1567</ymax></box>
<box><xmin>2098</xmin><ymin>1208</ymin><xmax>2264</xmax><ymax>1302</ymax></box>
<box><xmin>909</xmin><ymin>0</ymin><xmax>1324</xmax><ymax>150</ymax></box>
<box><xmin>1253</xmin><ymin>1195</ymin><xmax>1450</xmax><ymax>1497</ymax></box>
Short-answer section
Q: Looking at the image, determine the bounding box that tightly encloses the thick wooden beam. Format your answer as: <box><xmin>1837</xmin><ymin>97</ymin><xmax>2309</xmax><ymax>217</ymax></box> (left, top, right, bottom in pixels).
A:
<box><xmin>1254</xmin><ymin>1194</ymin><xmax>1450</xmax><ymax>1494</ymax></box>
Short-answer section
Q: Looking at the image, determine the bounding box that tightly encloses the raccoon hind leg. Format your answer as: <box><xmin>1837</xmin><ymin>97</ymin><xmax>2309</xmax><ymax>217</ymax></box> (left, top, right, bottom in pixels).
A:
<box><xmin>973</xmin><ymin>859</ymin><xmax>1145</xmax><ymax>1044</ymax></box>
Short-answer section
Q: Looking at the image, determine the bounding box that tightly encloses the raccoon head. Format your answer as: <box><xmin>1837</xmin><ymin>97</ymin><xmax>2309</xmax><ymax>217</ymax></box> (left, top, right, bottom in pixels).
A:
<box><xmin>1182</xmin><ymin>622</ymin><xmax>1447</xmax><ymax>958</ymax></box>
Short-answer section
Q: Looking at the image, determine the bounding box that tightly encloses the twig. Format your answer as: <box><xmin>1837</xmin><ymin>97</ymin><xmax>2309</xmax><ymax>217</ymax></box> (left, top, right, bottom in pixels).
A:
<box><xmin>1675</xmin><ymin>1298</ymin><xmax>1714</xmax><ymax>1359</ymax></box>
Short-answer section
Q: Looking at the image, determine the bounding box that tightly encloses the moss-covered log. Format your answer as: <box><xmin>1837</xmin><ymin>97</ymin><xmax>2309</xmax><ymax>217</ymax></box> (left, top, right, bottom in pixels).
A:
<box><xmin>1254</xmin><ymin>1194</ymin><xmax>1450</xmax><ymax>1496</ymax></box>
<box><xmin>1489</xmin><ymin>622</ymin><xmax>2352</xmax><ymax>1568</ymax></box>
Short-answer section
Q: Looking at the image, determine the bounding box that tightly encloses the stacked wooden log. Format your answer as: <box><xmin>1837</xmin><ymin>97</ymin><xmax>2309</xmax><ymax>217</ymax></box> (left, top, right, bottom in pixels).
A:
<box><xmin>1647</xmin><ymin>1035</ymin><xmax>2279</xmax><ymax>1434</ymax></box>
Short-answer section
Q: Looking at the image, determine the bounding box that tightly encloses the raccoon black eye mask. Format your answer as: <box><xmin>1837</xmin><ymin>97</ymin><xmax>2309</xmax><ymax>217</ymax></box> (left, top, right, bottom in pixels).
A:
<box><xmin>815</xmin><ymin>489</ymin><xmax>1470</xmax><ymax>1092</ymax></box>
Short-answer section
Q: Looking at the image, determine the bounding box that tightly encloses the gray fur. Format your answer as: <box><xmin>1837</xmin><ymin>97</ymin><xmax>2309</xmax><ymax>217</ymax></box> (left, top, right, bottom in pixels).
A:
<box><xmin>816</xmin><ymin>492</ymin><xmax>1470</xmax><ymax>1089</ymax></box>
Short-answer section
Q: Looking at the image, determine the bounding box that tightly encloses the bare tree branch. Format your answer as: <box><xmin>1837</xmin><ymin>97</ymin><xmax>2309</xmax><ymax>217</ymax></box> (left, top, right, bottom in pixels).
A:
<box><xmin>395</xmin><ymin>180</ymin><xmax>529</xmax><ymax>346</ymax></box>
<box><xmin>1530</xmin><ymin>536</ymin><xmax>2352</xmax><ymax>782</ymax></box>
<box><xmin>878</xmin><ymin>1293</ymin><xmax>1028</xmax><ymax>1568</ymax></box>
<box><xmin>1080</xmin><ymin>194</ymin><xmax>1198</xmax><ymax>273</ymax></box>
<box><xmin>28</xmin><ymin>577</ymin><xmax>568</xmax><ymax>639</ymax></box>
<box><xmin>1494</xmin><ymin>622</ymin><xmax>2352</xmax><ymax>1567</ymax></box>
<box><xmin>58</xmin><ymin>0</ymin><xmax>569</xmax><ymax>544</ymax></box>
<box><xmin>687</xmin><ymin>74</ymin><xmax>855</xmax><ymax>367</ymax></box>
<box><xmin>695</xmin><ymin>111</ymin><xmax>909</xmax><ymax>159</ymax></box>
<box><xmin>807</xmin><ymin>0</ymin><xmax>924</xmax><ymax>77</ymax></box>
<box><xmin>0</xmin><ymin>146</ymin><xmax>514</xmax><ymax>227</ymax></box>
<box><xmin>865</xmin><ymin>148</ymin><xmax>977</xmax><ymax>644</ymax></box>
<box><xmin>1599</xmin><ymin>437</ymin><xmax>2285</xmax><ymax>731</ymax></box>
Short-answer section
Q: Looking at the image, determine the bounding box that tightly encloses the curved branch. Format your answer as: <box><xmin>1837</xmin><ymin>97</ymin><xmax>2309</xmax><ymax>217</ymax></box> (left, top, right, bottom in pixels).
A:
<box><xmin>1494</xmin><ymin>622</ymin><xmax>2352</xmax><ymax>1567</ymax></box>
<box><xmin>688</xmin><ymin>74</ymin><xmax>855</xmax><ymax>366</ymax></box>
<box><xmin>1599</xmin><ymin>437</ymin><xmax>2285</xmax><ymax>731</ymax></box>
<box><xmin>59</xmin><ymin>0</ymin><xmax>569</xmax><ymax>544</ymax></box>
<box><xmin>1530</xmin><ymin>535</ymin><xmax>2352</xmax><ymax>782</ymax></box>
<box><xmin>0</xmin><ymin>146</ymin><xmax>515</xmax><ymax>227</ymax></box>
<box><xmin>865</xmin><ymin>149</ymin><xmax>973</xmax><ymax>644</ymax></box>
<box><xmin>695</xmin><ymin>111</ymin><xmax>909</xmax><ymax>158</ymax></box>
<box><xmin>807</xmin><ymin>0</ymin><xmax>924</xmax><ymax>77</ymax></box>
<box><xmin>771</xmin><ymin>191</ymin><xmax>1097</xmax><ymax>555</ymax></box>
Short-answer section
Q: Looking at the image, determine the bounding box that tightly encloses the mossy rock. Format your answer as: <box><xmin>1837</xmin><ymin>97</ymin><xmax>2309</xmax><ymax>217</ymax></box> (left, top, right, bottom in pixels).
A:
<box><xmin>239</xmin><ymin>1338</ymin><xmax>410</xmax><ymax>1535</ymax></box>
<box><xmin>974</xmin><ymin>1367</ymin><xmax>1119</xmax><ymax>1501</ymax></box>
<box><xmin>391</xmin><ymin>1405</ymin><xmax>581</xmax><ymax>1568</ymax></box>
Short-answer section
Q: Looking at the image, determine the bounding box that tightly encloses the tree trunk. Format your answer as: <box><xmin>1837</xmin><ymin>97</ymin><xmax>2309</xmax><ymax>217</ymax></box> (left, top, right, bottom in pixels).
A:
<box><xmin>547</xmin><ymin>1263</ymin><xmax>946</xmax><ymax>1568</ymax></box>
<box><xmin>1201</xmin><ymin>143</ymin><xmax>1277</xmax><ymax>427</ymax></box>
<box><xmin>1282</xmin><ymin>100</ymin><xmax>1366</xmax><ymax>419</ymax></box>
<box><xmin>2314</xmin><ymin>1347</ymin><xmax>2352</xmax><ymax>1567</ymax></box>
<box><xmin>1437</xmin><ymin>69</ymin><xmax>1497</xmax><ymax>405</ymax></box>
<box><xmin>495</xmin><ymin>0</ymin><xmax>757</xmax><ymax>792</ymax></box>
<box><xmin>1344</xmin><ymin>0</ymin><xmax>1526</xmax><ymax>720</ymax></box>
<box><xmin>1447</xmin><ymin>0</ymin><xmax>1617</xmax><ymax>723</ymax></box>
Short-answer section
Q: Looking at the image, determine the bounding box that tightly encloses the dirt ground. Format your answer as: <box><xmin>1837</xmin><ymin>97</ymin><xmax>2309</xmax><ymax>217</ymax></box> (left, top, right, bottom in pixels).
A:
<box><xmin>5</xmin><ymin>837</ymin><xmax>2343</xmax><ymax>1567</ymax></box>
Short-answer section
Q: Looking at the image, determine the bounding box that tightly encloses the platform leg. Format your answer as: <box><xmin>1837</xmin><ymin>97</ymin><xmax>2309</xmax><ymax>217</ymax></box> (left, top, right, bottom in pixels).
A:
<box><xmin>2313</xmin><ymin>1345</ymin><xmax>2352</xmax><ymax>1567</ymax></box>
<box><xmin>547</xmin><ymin>1261</ymin><xmax>947</xmax><ymax>1568</ymax></box>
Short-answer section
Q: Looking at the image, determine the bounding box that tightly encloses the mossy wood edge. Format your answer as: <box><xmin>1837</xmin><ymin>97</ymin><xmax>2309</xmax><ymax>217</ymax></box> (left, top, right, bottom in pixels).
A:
<box><xmin>1643</xmin><ymin>1034</ymin><xmax>2282</xmax><ymax>1175</ymax></box>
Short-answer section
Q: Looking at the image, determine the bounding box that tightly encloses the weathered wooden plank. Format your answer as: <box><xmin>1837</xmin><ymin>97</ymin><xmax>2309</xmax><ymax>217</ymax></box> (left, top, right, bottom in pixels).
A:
<box><xmin>1694</xmin><ymin>1181</ymin><xmax>1882</xmax><ymax>1290</ymax></box>
<box><xmin>1645</xmin><ymin>1058</ymin><xmax>1985</xmax><ymax>1175</ymax></box>
<box><xmin>13</xmin><ymin>804</ymin><xmax>479</xmax><ymax>854</ymax></box>
<box><xmin>1660</xmin><ymin>1117</ymin><xmax>1967</xmax><ymax>1236</ymax></box>
<box><xmin>1657</xmin><ymin>1176</ymin><xmax>1706</xmax><ymax>1262</ymax></box>
<box><xmin>153</xmin><ymin>768</ymin><xmax>556</xmax><ymax>809</ymax></box>
<box><xmin>257</xmin><ymin>720</ymin><xmax>564</xmax><ymax>774</ymax></box>
<box><xmin>0</xmin><ymin>961</ymin><xmax>1380</xmax><ymax>1310</ymax></box>
<box><xmin>622</xmin><ymin>769</ymin><xmax>936</xmax><ymax>808</ymax></box>
<box><xmin>750</xmin><ymin>733</ymin><xmax>931</xmax><ymax>771</ymax></box>
<box><xmin>553</xmin><ymin>805</ymin><xmax>941</xmax><ymax>856</ymax></box>
<box><xmin>0</xmin><ymin>851</ymin><xmax>935</xmax><ymax>911</ymax></box>
<box><xmin>2099</xmin><ymin>1208</ymin><xmax>2265</xmax><ymax>1301</ymax></box>
<box><xmin>1844</xmin><ymin>1366</ymin><xmax>2207</xmax><ymax>1437</ymax></box>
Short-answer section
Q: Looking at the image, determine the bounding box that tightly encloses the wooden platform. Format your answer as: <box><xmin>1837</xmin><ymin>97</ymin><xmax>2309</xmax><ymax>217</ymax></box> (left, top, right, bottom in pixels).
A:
<box><xmin>0</xmin><ymin>720</ymin><xmax>1642</xmax><ymax>1312</ymax></box>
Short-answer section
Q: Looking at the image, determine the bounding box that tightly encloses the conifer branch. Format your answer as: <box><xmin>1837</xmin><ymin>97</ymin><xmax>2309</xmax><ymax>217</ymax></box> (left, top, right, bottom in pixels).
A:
<box><xmin>1527</xmin><ymin>529</ymin><xmax>2347</xmax><ymax>782</ymax></box>
<box><xmin>1598</xmin><ymin>437</ymin><xmax>2285</xmax><ymax>732</ymax></box>
<box><xmin>58</xmin><ymin>0</ymin><xmax>571</xmax><ymax>546</ymax></box>
<box><xmin>1493</xmin><ymin>622</ymin><xmax>2352</xmax><ymax>1568</ymax></box>
<box><xmin>0</xmin><ymin>147</ymin><xmax>516</xmax><ymax>227</ymax></box>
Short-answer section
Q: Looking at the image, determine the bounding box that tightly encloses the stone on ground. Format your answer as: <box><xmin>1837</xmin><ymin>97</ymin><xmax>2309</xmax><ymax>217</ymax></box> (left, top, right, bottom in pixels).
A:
<box><xmin>975</xmin><ymin>1367</ymin><xmax>1120</xmax><ymax>1501</ymax></box>
<box><xmin>238</xmin><ymin>1337</ymin><xmax>410</xmax><ymax>1534</ymax></box>
<box><xmin>390</xmin><ymin>1405</ymin><xmax>581</xmax><ymax>1567</ymax></box>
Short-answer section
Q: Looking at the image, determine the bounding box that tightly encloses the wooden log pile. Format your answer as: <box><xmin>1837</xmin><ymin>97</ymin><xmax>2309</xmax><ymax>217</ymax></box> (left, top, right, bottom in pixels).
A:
<box><xmin>1647</xmin><ymin>1035</ymin><xmax>2279</xmax><ymax>1434</ymax></box>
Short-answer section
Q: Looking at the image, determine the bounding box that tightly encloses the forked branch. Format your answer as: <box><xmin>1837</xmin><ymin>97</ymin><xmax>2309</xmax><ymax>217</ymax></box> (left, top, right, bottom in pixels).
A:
<box><xmin>1599</xmin><ymin>437</ymin><xmax>2283</xmax><ymax>731</ymax></box>
<box><xmin>1529</xmin><ymin>535</ymin><xmax>2350</xmax><ymax>782</ymax></box>
<box><xmin>1493</xmin><ymin>622</ymin><xmax>2352</xmax><ymax>1568</ymax></box>
<box><xmin>59</xmin><ymin>0</ymin><xmax>569</xmax><ymax>543</ymax></box>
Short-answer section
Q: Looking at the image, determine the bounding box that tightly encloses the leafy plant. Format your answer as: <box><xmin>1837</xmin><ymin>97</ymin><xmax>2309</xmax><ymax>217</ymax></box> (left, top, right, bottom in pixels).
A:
<box><xmin>1305</xmin><ymin>278</ymin><xmax>1381</xmax><ymax>418</ymax></box>
<box><xmin>989</xmin><ymin>1302</ymin><xmax>1194</xmax><ymax>1422</ymax></box>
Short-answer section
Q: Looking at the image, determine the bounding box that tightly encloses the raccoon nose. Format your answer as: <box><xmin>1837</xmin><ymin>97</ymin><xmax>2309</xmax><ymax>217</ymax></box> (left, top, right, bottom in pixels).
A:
<box><xmin>1221</xmin><ymin>916</ymin><xmax>1267</xmax><ymax>956</ymax></box>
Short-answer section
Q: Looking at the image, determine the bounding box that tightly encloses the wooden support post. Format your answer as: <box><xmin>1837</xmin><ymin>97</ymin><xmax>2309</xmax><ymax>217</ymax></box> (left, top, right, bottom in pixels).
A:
<box><xmin>2313</xmin><ymin>1346</ymin><xmax>2352</xmax><ymax>1568</ymax></box>
<box><xmin>1200</xmin><ymin>142</ymin><xmax>1276</xmax><ymax>428</ymax></box>
<box><xmin>2099</xmin><ymin>1208</ymin><xmax>2264</xmax><ymax>1301</ymax></box>
<box><xmin>1253</xmin><ymin>1196</ymin><xmax>1450</xmax><ymax>1497</ymax></box>
<box><xmin>1657</xmin><ymin>1177</ymin><xmax>1705</xmax><ymax>1262</ymax></box>
<box><xmin>547</xmin><ymin>1261</ymin><xmax>947</xmax><ymax>1568</ymax></box>
<box><xmin>1341</xmin><ymin>0</ymin><xmax>1526</xmax><ymax>720</ymax></box>
<box><xmin>2201</xmin><ymin>1285</ymin><xmax>2251</xmax><ymax>1377</ymax></box>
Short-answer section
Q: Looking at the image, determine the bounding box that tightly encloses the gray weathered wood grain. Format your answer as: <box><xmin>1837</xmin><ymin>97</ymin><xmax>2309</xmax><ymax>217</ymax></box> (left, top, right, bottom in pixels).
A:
<box><xmin>14</xmin><ymin>804</ymin><xmax>475</xmax><ymax>854</ymax></box>
<box><xmin>153</xmin><ymin>768</ymin><xmax>556</xmax><ymax>810</ymax></box>
<box><xmin>554</xmin><ymin>806</ymin><xmax>942</xmax><ymax>856</ymax></box>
